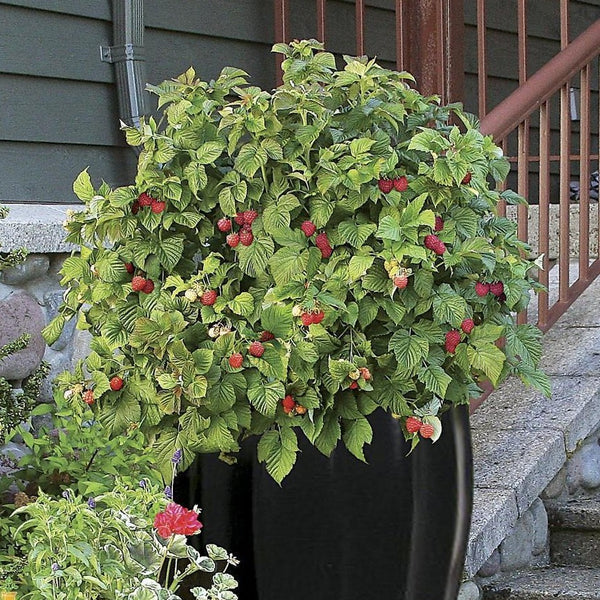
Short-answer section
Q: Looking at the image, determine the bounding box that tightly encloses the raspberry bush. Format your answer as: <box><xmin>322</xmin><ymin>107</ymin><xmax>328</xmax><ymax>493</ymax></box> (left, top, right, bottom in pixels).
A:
<box><xmin>45</xmin><ymin>40</ymin><xmax>549</xmax><ymax>483</ymax></box>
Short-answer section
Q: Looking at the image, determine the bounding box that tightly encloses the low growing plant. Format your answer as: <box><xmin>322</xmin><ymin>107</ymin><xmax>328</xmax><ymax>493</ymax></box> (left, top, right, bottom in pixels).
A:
<box><xmin>45</xmin><ymin>40</ymin><xmax>549</xmax><ymax>483</ymax></box>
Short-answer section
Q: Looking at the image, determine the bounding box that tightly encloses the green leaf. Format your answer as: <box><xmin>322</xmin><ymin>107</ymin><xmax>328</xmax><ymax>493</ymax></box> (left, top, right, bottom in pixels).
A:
<box><xmin>358</xmin><ymin>296</ymin><xmax>379</xmax><ymax>328</ymax></box>
<box><xmin>505</xmin><ymin>323</ymin><xmax>543</xmax><ymax>365</ymax></box>
<box><xmin>338</xmin><ymin>221</ymin><xmax>376</xmax><ymax>248</ymax></box>
<box><xmin>342</xmin><ymin>417</ymin><xmax>373</xmax><ymax>462</ymax></box>
<box><xmin>261</xmin><ymin>304</ymin><xmax>293</xmax><ymax>338</ymax></box>
<box><xmin>417</xmin><ymin>365</ymin><xmax>452</xmax><ymax>397</ymax></box>
<box><xmin>238</xmin><ymin>236</ymin><xmax>275</xmax><ymax>277</ymax></box>
<box><xmin>389</xmin><ymin>330</ymin><xmax>428</xmax><ymax>372</ymax></box>
<box><xmin>228</xmin><ymin>292</ymin><xmax>254</xmax><ymax>317</ymax></box>
<box><xmin>433</xmin><ymin>285</ymin><xmax>467</xmax><ymax>327</ymax></box>
<box><xmin>42</xmin><ymin>315</ymin><xmax>66</xmax><ymax>346</ymax></box>
<box><xmin>376</xmin><ymin>215</ymin><xmax>402</xmax><ymax>241</ymax></box>
<box><xmin>156</xmin><ymin>235</ymin><xmax>184</xmax><ymax>270</ymax></box>
<box><xmin>269</xmin><ymin>246</ymin><xmax>308</xmax><ymax>286</ymax></box>
<box><xmin>247</xmin><ymin>375</ymin><xmax>285</xmax><ymax>417</ymax></box>
<box><xmin>348</xmin><ymin>255</ymin><xmax>374</xmax><ymax>280</ymax></box>
<box><xmin>73</xmin><ymin>169</ymin><xmax>94</xmax><ymax>202</ymax></box>
<box><xmin>315</xmin><ymin>412</ymin><xmax>341</xmax><ymax>457</ymax></box>
<box><xmin>467</xmin><ymin>343</ymin><xmax>506</xmax><ymax>385</ymax></box>
<box><xmin>257</xmin><ymin>427</ymin><xmax>298</xmax><ymax>484</ymax></box>
<box><xmin>218</xmin><ymin>187</ymin><xmax>236</xmax><ymax>216</ymax></box>
<box><xmin>195</xmin><ymin>140</ymin><xmax>225</xmax><ymax>164</ymax></box>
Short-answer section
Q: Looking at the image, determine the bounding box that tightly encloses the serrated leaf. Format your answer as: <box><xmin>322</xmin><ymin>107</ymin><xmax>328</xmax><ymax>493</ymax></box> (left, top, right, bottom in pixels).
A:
<box><xmin>417</xmin><ymin>365</ymin><xmax>452</xmax><ymax>397</ymax></box>
<box><xmin>238</xmin><ymin>236</ymin><xmax>274</xmax><ymax>277</ymax></box>
<box><xmin>261</xmin><ymin>304</ymin><xmax>293</xmax><ymax>338</ymax></box>
<box><xmin>257</xmin><ymin>428</ymin><xmax>298</xmax><ymax>484</ymax></box>
<box><xmin>196</xmin><ymin>140</ymin><xmax>225</xmax><ymax>164</ymax></box>
<box><xmin>467</xmin><ymin>343</ymin><xmax>505</xmax><ymax>385</ymax></box>
<box><xmin>376</xmin><ymin>215</ymin><xmax>402</xmax><ymax>241</ymax></box>
<box><xmin>155</xmin><ymin>235</ymin><xmax>184</xmax><ymax>270</ymax></box>
<box><xmin>247</xmin><ymin>375</ymin><xmax>285</xmax><ymax>417</ymax></box>
<box><xmin>42</xmin><ymin>315</ymin><xmax>66</xmax><ymax>346</ymax></box>
<box><xmin>338</xmin><ymin>221</ymin><xmax>376</xmax><ymax>248</ymax></box>
<box><xmin>228</xmin><ymin>292</ymin><xmax>254</xmax><ymax>317</ymax></box>
<box><xmin>347</xmin><ymin>255</ymin><xmax>374</xmax><ymax>280</ymax></box>
<box><xmin>73</xmin><ymin>169</ymin><xmax>94</xmax><ymax>202</ymax></box>
<box><xmin>342</xmin><ymin>417</ymin><xmax>372</xmax><ymax>461</ymax></box>
<box><xmin>389</xmin><ymin>330</ymin><xmax>428</xmax><ymax>371</ymax></box>
<box><xmin>433</xmin><ymin>285</ymin><xmax>467</xmax><ymax>327</ymax></box>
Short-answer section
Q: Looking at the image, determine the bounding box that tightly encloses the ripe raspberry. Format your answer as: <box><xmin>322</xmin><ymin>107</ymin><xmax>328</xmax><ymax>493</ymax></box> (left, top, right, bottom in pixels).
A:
<box><xmin>434</xmin><ymin>216</ymin><xmax>444</xmax><ymax>232</ymax></box>
<box><xmin>239</xmin><ymin>230</ymin><xmax>254</xmax><ymax>246</ymax></box>
<box><xmin>83</xmin><ymin>390</ymin><xmax>95</xmax><ymax>405</ymax></box>
<box><xmin>217</xmin><ymin>218</ymin><xmax>232</xmax><ymax>232</ymax></box>
<box><xmin>282</xmin><ymin>395</ymin><xmax>296</xmax><ymax>414</ymax></box>
<box><xmin>110</xmin><ymin>376</ymin><xmax>124</xmax><ymax>391</ymax></box>
<box><xmin>419</xmin><ymin>423</ymin><xmax>435</xmax><ymax>439</ymax></box>
<box><xmin>445</xmin><ymin>330</ymin><xmax>461</xmax><ymax>353</ymax></box>
<box><xmin>475</xmin><ymin>282</ymin><xmax>490</xmax><ymax>297</ymax></box>
<box><xmin>131</xmin><ymin>276</ymin><xmax>146</xmax><ymax>292</ymax></box>
<box><xmin>393</xmin><ymin>274</ymin><xmax>408</xmax><ymax>289</ymax></box>
<box><xmin>489</xmin><ymin>281</ymin><xmax>504</xmax><ymax>297</ymax></box>
<box><xmin>241</xmin><ymin>222</ymin><xmax>253</xmax><ymax>231</ymax></box>
<box><xmin>229</xmin><ymin>353</ymin><xmax>243</xmax><ymax>369</ymax></box>
<box><xmin>359</xmin><ymin>367</ymin><xmax>372</xmax><ymax>381</ymax></box>
<box><xmin>295</xmin><ymin>404</ymin><xmax>307</xmax><ymax>415</ymax></box>
<box><xmin>461</xmin><ymin>318</ymin><xmax>475</xmax><ymax>335</ymax></box>
<box><xmin>320</xmin><ymin>245</ymin><xmax>332</xmax><ymax>258</ymax></box>
<box><xmin>301</xmin><ymin>312</ymin><xmax>314</xmax><ymax>326</ymax></box>
<box><xmin>124</xmin><ymin>262</ymin><xmax>134</xmax><ymax>274</ymax></box>
<box><xmin>201</xmin><ymin>290</ymin><xmax>218</xmax><ymax>306</ymax></box>
<box><xmin>406</xmin><ymin>416</ymin><xmax>423</xmax><ymax>434</ymax></box>
<box><xmin>301</xmin><ymin>220</ymin><xmax>316</xmax><ymax>237</ymax></box>
<box><xmin>497</xmin><ymin>293</ymin><xmax>507</xmax><ymax>303</ymax></box>
<box><xmin>142</xmin><ymin>279</ymin><xmax>155</xmax><ymax>294</ymax></box>
<box><xmin>226</xmin><ymin>233</ymin><xmax>240</xmax><ymax>248</ymax></box>
<box><xmin>260</xmin><ymin>331</ymin><xmax>275</xmax><ymax>342</ymax></box>
<box><xmin>234</xmin><ymin>212</ymin><xmax>245</xmax><ymax>226</ymax></box>
<box><xmin>138</xmin><ymin>192</ymin><xmax>153</xmax><ymax>207</ymax></box>
<box><xmin>461</xmin><ymin>172</ymin><xmax>472</xmax><ymax>185</ymax></box>
<box><xmin>349</xmin><ymin>381</ymin><xmax>359</xmax><ymax>389</ymax></box>
<box><xmin>378</xmin><ymin>178</ymin><xmax>394</xmax><ymax>193</ymax></box>
<box><xmin>312</xmin><ymin>310</ymin><xmax>325</xmax><ymax>324</ymax></box>
<box><xmin>132</xmin><ymin>201</ymin><xmax>140</xmax><ymax>215</ymax></box>
<box><xmin>244</xmin><ymin>210</ymin><xmax>258</xmax><ymax>225</ymax></box>
<box><xmin>424</xmin><ymin>234</ymin><xmax>446</xmax><ymax>255</ymax></box>
<box><xmin>393</xmin><ymin>176</ymin><xmax>408</xmax><ymax>192</ymax></box>
<box><xmin>248</xmin><ymin>341</ymin><xmax>265</xmax><ymax>358</ymax></box>
<box><xmin>315</xmin><ymin>232</ymin><xmax>330</xmax><ymax>248</ymax></box>
<box><xmin>151</xmin><ymin>200</ymin><xmax>166</xmax><ymax>214</ymax></box>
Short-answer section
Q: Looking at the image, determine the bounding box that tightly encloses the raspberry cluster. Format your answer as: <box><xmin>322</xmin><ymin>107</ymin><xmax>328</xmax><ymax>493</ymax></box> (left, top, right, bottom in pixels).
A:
<box><xmin>131</xmin><ymin>192</ymin><xmax>166</xmax><ymax>215</ymax></box>
<box><xmin>405</xmin><ymin>416</ymin><xmax>435</xmax><ymax>439</ymax></box>
<box><xmin>424</xmin><ymin>234</ymin><xmax>446</xmax><ymax>255</ymax></box>
<box><xmin>220</xmin><ymin>210</ymin><xmax>258</xmax><ymax>247</ymax></box>
<box><xmin>378</xmin><ymin>176</ymin><xmax>408</xmax><ymax>193</ymax></box>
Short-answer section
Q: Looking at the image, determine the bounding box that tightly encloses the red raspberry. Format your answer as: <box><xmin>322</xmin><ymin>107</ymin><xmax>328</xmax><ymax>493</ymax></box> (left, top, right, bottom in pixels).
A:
<box><xmin>378</xmin><ymin>178</ymin><xmax>394</xmax><ymax>193</ymax></box>
<box><xmin>419</xmin><ymin>423</ymin><xmax>435</xmax><ymax>439</ymax></box>
<box><xmin>445</xmin><ymin>330</ymin><xmax>461</xmax><ymax>353</ymax></box>
<box><xmin>359</xmin><ymin>367</ymin><xmax>372</xmax><ymax>381</ymax></box>
<box><xmin>229</xmin><ymin>353</ymin><xmax>243</xmax><ymax>369</ymax></box>
<box><xmin>151</xmin><ymin>200</ymin><xmax>166</xmax><ymax>214</ymax></box>
<box><xmin>201</xmin><ymin>290</ymin><xmax>218</xmax><ymax>306</ymax></box>
<box><xmin>131</xmin><ymin>276</ymin><xmax>147</xmax><ymax>292</ymax></box>
<box><xmin>320</xmin><ymin>245</ymin><xmax>332</xmax><ymax>258</ymax></box>
<box><xmin>424</xmin><ymin>235</ymin><xmax>446</xmax><ymax>255</ymax></box>
<box><xmin>259</xmin><ymin>331</ymin><xmax>275</xmax><ymax>342</ymax></box>
<box><xmin>349</xmin><ymin>381</ymin><xmax>359</xmax><ymax>390</ymax></box>
<box><xmin>434</xmin><ymin>216</ymin><xmax>444</xmax><ymax>232</ymax></box>
<box><xmin>138</xmin><ymin>192</ymin><xmax>153</xmax><ymax>207</ymax></box>
<box><xmin>315</xmin><ymin>232</ymin><xmax>332</xmax><ymax>258</ymax></box>
<box><xmin>83</xmin><ymin>390</ymin><xmax>95</xmax><ymax>405</ymax></box>
<box><xmin>462</xmin><ymin>172</ymin><xmax>472</xmax><ymax>185</ymax></box>
<box><xmin>393</xmin><ymin>176</ymin><xmax>408</xmax><ymax>192</ymax></box>
<box><xmin>131</xmin><ymin>201</ymin><xmax>140</xmax><ymax>215</ymax></box>
<box><xmin>244</xmin><ymin>210</ymin><xmax>258</xmax><ymax>225</ymax></box>
<box><xmin>497</xmin><ymin>292</ymin><xmax>507</xmax><ymax>303</ymax></box>
<box><xmin>282</xmin><ymin>395</ymin><xmax>296</xmax><ymax>414</ymax></box>
<box><xmin>239</xmin><ymin>230</ymin><xmax>254</xmax><ymax>246</ymax></box>
<box><xmin>217</xmin><ymin>218</ymin><xmax>232</xmax><ymax>232</ymax></box>
<box><xmin>406</xmin><ymin>416</ymin><xmax>423</xmax><ymax>434</ymax></box>
<box><xmin>226</xmin><ymin>233</ymin><xmax>240</xmax><ymax>248</ymax></box>
<box><xmin>301</xmin><ymin>221</ymin><xmax>316</xmax><ymax>237</ymax></box>
<box><xmin>475</xmin><ymin>282</ymin><xmax>490</xmax><ymax>297</ymax></box>
<box><xmin>124</xmin><ymin>262</ymin><xmax>134</xmax><ymax>274</ymax></box>
<box><xmin>393</xmin><ymin>275</ymin><xmax>408</xmax><ymax>289</ymax></box>
<box><xmin>248</xmin><ymin>341</ymin><xmax>265</xmax><ymax>358</ymax></box>
<box><xmin>242</xmin><ymin>222</ymin><xmax>253</xmax><ymax>231</ymax></box>
<box><xmin>312</xmin><ymin>310</ymin><xmax>325</xmax><ymax>324</ymax></box>
<box><xmin>142</xmin><ymin>279</ymin><xmax>155</xmax><ymax>294</ymax></box>
<box><xmin>461</xmin><ymin>318</ymin><xmax>475</xmax><ymax>335</ymax></box>
<box><xmin>489</xmin><ymin>281</ymin><xmax>504</xmax><ymax>297</ymax></box>
<box><xmin>110</xmin><ymin>376</ymin><xmax>124</xmax><ymax>391</ymax></box>
<box><xmin>234</xmin><ymin>212</ymin><xmax>245</xmax><ymax>226</ymax></box>
<box><xmin>301</xmin><ymin>312</ymin><xmax>314</xmax><ymax>326</ymax></box>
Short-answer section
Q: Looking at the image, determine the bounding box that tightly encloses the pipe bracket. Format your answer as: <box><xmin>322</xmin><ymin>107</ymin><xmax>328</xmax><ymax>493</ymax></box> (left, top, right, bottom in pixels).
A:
<box><xmin>100</xmin><ymin>43</ymin><xmax>145</xmax><ymax>64</ymax></box>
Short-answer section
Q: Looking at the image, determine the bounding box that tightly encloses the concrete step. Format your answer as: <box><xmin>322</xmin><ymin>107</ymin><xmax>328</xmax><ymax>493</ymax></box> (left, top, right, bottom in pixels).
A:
<box><xmin>482</xmin><ymin>566</ymin><xmax>600</xmax><ymax>599</ymax></box>
<box><xmin>547</xmin><ymin>498</ymin><xmax>600</xmax><ymax>567</ymax></box>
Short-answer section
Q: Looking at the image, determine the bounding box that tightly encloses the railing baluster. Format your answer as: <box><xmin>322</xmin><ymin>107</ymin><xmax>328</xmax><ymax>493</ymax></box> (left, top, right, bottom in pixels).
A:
<box><xmin>274</xmin><ymin>0</ymin><xmax>290</xmax><ymax>86</ymax></box>
<box><xmin>356</xmin><ymin>0</ymin><xmax>365</xmax><ymax>56</ymax></box>
<box><xmin>517</xmin><ymin>119</ymin><xmax>529</xmax><ymax>324</ymax></box>
<box><xmin>579</xmin><ymin>64</ymin><xmax>591</xmax><ymax>281</ymax></box>
<box><xmin>517</xmin><ymin>0</ymin><xmax>527</xmax><ymax>84</ymax></box>
<box><xmin>538</xmin><ymin>101</ymin><xmax>551</xmax><ymax>330</ymax></box>
<box><xmin>396</xmin><ymin>0</ymin><xmax>406</xmax><ymax>71</ymax></box>
<box><xmin>561</xmin><ymin>0</ymin><xmax>569</xmax><ymax>49</ymax></box>
<box><xmin>477</xmin><ymin>0</ymin><xmax>487</xmax><ymax>116</ymax></box>
<box><xmin>559</xmin><ymin>82</ymin><xmax>571</xmax><ymax>304</ymax></box>
<box><xmin>316</xmin><ymin>0</ymin><xmax>326</xmax><ymax>44</ymax></box>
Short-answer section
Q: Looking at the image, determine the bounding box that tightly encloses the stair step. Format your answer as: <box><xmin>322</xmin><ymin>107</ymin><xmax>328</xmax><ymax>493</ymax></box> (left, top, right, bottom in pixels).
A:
<box><xmin>482</xmin><ymin>566</ymin><xmax>600</xmax><ymax>599</ymax></box>
<box><xmin>547</xmin><ymin>498</ymin><xmax>600</xmax><ymax>567</ymax></box>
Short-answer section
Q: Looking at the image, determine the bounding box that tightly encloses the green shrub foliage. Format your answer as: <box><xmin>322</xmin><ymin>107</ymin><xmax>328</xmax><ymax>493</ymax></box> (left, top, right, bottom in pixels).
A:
<box><xmin>45</xmin><ymin>40</ymin><xmax>549</xmax><ymax>482</ymax></box>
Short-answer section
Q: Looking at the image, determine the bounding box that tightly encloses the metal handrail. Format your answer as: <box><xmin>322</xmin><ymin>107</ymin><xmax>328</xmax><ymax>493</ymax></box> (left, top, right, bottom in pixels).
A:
<box><xmin>479</xmin><ymin>18</ymin><xmax>600</xmax><ymax>140</ymax></box>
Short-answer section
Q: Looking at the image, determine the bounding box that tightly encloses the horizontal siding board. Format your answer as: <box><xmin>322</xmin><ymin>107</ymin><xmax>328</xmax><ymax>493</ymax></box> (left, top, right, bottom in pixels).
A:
<box><xmin>0</xmin><ymin>142</ymin><xmax>135</xmax><ymax>204</ymax></box>
<box><xmin>0</xmin><ymin>75</ymin><xmax>123</xmax><ymax>146</ymax></box>
<box><xmin>0</xmin><ymin>5</ymin><xmax>114</xmax><ymax>83</ymax></box>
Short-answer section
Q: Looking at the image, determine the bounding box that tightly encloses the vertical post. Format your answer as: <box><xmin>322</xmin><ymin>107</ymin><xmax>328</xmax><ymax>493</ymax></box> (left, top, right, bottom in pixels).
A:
<box><xmin>274</xmin><ymin>0</ymin><xmax>289</xmax><ymax>86</ymax></box>
<box><xmin>356</xmin><ymin>0</ymin><xmax>365</xmax><ymax>56</ymax></box>
<box><xmin>316</xmin><ymin>0</ymin><xmax>326</xmax><ymax>44</ymax></box>
<box><xmin>400</xmin><ymin>0</ymin><xmax>464</xmax><ymax>103</ymax></box>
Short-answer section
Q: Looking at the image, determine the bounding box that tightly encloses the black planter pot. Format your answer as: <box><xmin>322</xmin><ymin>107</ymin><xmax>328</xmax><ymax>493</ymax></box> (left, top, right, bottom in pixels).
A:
<box><xmin>183</xmin><ymin>405</ymin><xmax>472</xmax><ymax>600</ymax></box>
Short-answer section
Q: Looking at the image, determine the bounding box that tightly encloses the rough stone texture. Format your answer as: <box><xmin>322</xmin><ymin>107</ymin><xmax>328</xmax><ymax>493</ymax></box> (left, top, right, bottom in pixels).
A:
<box><xmin>482</xmin><ymin>566</ymin><xmax>600</xmax><ymax>599</ymax></box>
<box><xmin>567</xmin><ymin>442</ymin><xmax>600</xmax><ymax>492</ymax></box>
<box><xmin>0</xmin><ymin>254</ymin><xmax>50</xmax><ymax>285</ymax></box>
<box><xmin>540</xmin><ymin>326</ymin><xmax>600</xmax><ymax>377</ymax></box>
<box><xmin>0</xmin><ymin>291</ymin><xmax>46</xmax><ymax>380</ymax></box>
<box><xmin>467</xmin><ymin>488</ymin><xmax>519</xmax><ymax>578</ymax></box>
<box><xmin>39</xmin><ymin>347</ymin><xmax>71</xmax><ymax>403</ymax></box>
<box><xmin>458</xmin><ymin>580</ymin><xmax>481</xmax><ymax>600</ymax></box>
<box><xmin>551</xmin><ymin>530</ymin><xmax>600</xmax><ymax>568</ymax></box>
<box><xmin>71</xmin><ymin>328</ymin><xmax>92</xmax><ymax>367</ymax></box>
<box><xmin>43</xmin><ymin>289</ymin><xmax>76</xmax><ymax>352</ymax></box>
<box><xmin>478</xmin><ymin>549</ymin><xmax>502</xmax><ymax>578</ymax></box>
<box><xmin>530</xmin><ymin>499</ymin><xmax>548</xmax><ymax>556</ymax></box>
<box><xmin>543</xmin><ymin>467</ymin><xmax>567</xmax><ymax>500</ymax></box>
<box><xmin>472</xmin><ymin>427</ymin><xmax>566</xmax><ymax>514</ymax></box>
<box><xmin>547</xmin><ymin>498</ymin><xmax>600</xmax><ymax>530</ymax></box>
<box><xmin>500</xmin><ymin>511</ymin><xmax>535</xmax><ymax>572</ymax></box>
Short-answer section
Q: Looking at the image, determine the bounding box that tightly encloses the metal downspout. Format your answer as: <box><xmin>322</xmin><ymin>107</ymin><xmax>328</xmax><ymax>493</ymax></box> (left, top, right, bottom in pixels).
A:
<box><xmin>101</xmin><ymin>0</ymin><xmax>149</xmax><ymax>130</ymax></box>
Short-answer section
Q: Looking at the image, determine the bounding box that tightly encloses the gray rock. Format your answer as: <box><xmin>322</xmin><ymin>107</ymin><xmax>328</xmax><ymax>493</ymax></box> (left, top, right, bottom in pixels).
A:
<box><xmin>457</xmin><ymin>580</ymin><xmax>481</xmax><ymax>600</ymax></box>
<box><xmin>1</xmin><ymin>254</ymin><xmax>49</xmax><ymax>285</ymax></box>
<box><xmin>500</xmin><ymin>511</ymin><xmax>534</xmax><ymax>571</ymax></box>
<box><xmin>477</xmin><ymin>548</ymin><xmax>501</xmax><ymax>578</ymax></box>
<box><xmin>543</xmin><ymin>466</ymin><xmax>567</xmax><ymax>499</ymax></box>
<box><xmin>71</xmin><ymin>328</ymin><xmax>92</xmax><ymax>366</ymax></box>
<box><xmin>0</xmin><ymin>291</ymin><xmax>46</xmax><ymax>380</ymax></box>
<box><xmin>530</xmin><ymin>498</ymin><xmax>548</xmax><ymax>555</ymax></box>
<box><xmin>39</xmin><ymin>347</ymin><xmax>71</xmax><ymax>403</ymax></box>
<box><xmin>43</xmin><ymin>290</ymin><xmax>76</xmax><ymax>352</ymax></box>
<box><xmin>551</xmin><ymin>529</ymin><xmax>600</xmax><ymax>568</ymax></box>
<box><xmin>567</xmin><ymin>443</ymin><xmax>600</xmax><ymax>492</ymax></box>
